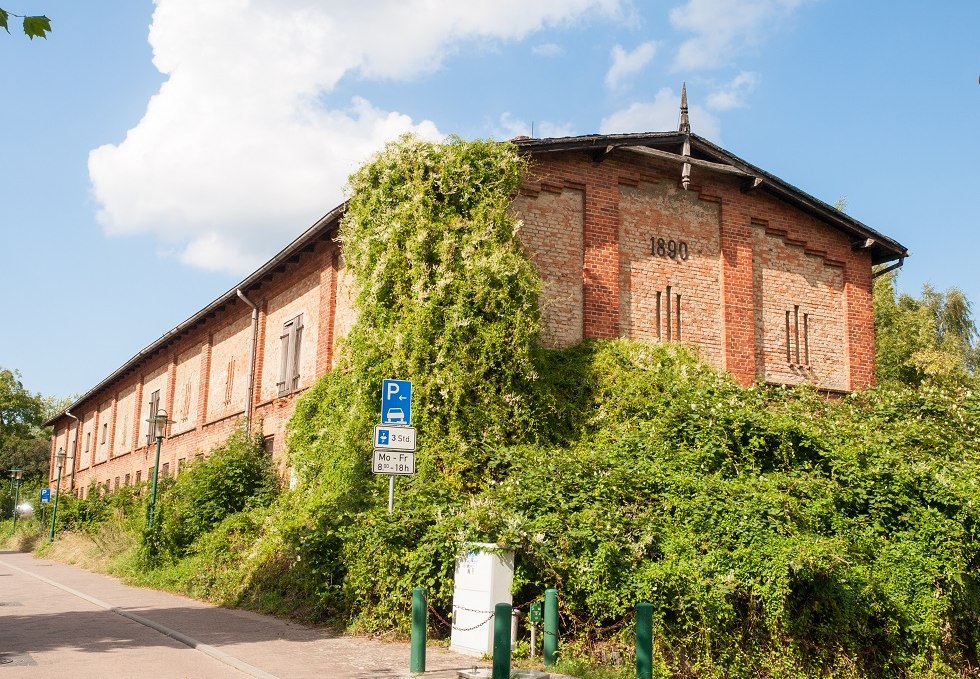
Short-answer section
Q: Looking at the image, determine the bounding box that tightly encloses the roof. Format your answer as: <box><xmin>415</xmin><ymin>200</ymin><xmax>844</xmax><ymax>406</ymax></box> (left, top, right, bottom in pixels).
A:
<box><xmin>46</xmin><ymin>130</ymin><xmax>908</xmax><ymax>426</ymax></box>
<box><xmin>513</xmin><ymin>132</ymin><xmax>909</xmax><ymax>266</ymax></box>
<box><xmin>44</xmin><ymin>203</ymin><xmax>346</xmax><ymax>427</ymax></box>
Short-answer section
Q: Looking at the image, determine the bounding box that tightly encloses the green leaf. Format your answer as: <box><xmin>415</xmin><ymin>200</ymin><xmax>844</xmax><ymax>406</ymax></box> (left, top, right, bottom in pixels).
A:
<box><xmin>22</xmin><ymin>15</ymin><xmax>51</xmax><ymax>40</ymax></box>
<box><xmin>0</xmin><ymin>9</ymin><xmax>9</xmax><ymax>33</ymax></box>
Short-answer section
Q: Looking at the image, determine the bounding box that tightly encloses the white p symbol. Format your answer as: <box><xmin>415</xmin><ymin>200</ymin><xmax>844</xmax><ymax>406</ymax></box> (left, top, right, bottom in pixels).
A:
<box><xmin>387</xmin><ymin>382</ymin><xmax>400</xmax><ymax>399</ymax></box>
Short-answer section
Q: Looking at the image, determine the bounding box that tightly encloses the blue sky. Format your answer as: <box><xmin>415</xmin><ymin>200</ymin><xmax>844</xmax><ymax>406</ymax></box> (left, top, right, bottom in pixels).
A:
<box><xmin>1</xmin><ymin>0</ymin><xmax>978</xmax><ymax>400</ymax></box>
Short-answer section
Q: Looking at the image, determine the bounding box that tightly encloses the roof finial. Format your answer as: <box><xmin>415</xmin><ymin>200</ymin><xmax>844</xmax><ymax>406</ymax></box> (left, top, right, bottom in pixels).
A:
<box><xmin>678</xmin><ymin>81</ymin><xmax>691</xmax><ymax>134</ymax></box>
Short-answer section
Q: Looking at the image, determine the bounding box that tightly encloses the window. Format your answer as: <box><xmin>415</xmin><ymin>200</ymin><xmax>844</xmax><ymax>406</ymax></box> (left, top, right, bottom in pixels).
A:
<box><xmin>655</xmin><ymin>287</ymin><xmax>682</xmax><ymax>341</ymax></box>
<box><xmin>146</xmin><ymin>389</ymin><xmax>161</xmax><ymax>446</ymax></box>
<box><xmin>124</xmin><ymin>474</ymin><xmax>131</xmax><ymax>486</ymax></box>
<box><xmin>85</xmin><ymin>432</ymin><xmax>91</xmax><ymax>453</ymax></box>
<box><xmin>135</xmin><ymin>470</ymin><xmax>141</xmax><ymax>484</ymax></box>
<box><xmin>177</xmin><ymin>458</ymin><xmax>185</xmax><ymax>474</ymax></box>
<box><xmin>114</xmin><ymin>477</ymin><xmax>120</xmax><ymax>490</ymax></box>
<box><xmin>785</xmin><ymin>306</ymin><xmax>811</xmax><ymax>366</ymax></box>
<box><xmin>278</xmin><ymin>314</ymin><xmax>304</xmax><ymax>396</ymax></box>
<box><xmin>162</xmin><ymin>462</ymin><xmax>170</xmax><ymax>477</ymax></box>
<box><xmin>263</xmin><ymin>435</ymin><xmax>275</xmax><ymax>455</ymax></box>
<box><xmin>101</xmin><ymin>422</ymin><xmax>108</xmax><ymax>444</ymax></box>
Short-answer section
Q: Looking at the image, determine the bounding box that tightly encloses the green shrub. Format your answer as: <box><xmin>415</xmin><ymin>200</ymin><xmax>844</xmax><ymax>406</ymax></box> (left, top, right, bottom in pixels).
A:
<box><xmin>145</xmin><ymin>427</ymin><xmax>279</xmax><ymax>563</ymax></box>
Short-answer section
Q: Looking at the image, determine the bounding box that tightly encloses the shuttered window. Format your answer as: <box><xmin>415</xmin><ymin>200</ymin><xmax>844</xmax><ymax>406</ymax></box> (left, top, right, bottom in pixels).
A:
<box><xmin>145</xmin><ymin>389</ymin><xmax>161</xmax><ymax>446</ymax></box>
<box><xmin>277</xmin><ymin>314</ymin><xmax>304</xmax><ymax>396</ymax></box>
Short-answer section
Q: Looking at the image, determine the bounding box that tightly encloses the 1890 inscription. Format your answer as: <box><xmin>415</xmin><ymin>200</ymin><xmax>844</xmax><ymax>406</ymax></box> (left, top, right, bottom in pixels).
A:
<box><xmin>651</xmin><ymin>237</ymin><xmax>689</xmax><ymax>261</ymax></box>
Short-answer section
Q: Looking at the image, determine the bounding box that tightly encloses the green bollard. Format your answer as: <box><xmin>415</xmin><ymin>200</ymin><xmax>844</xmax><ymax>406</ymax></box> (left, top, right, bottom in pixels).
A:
<box><xmin>410</xmin><ymin>588</ymin><xmax>426</xmax><ymax>674</ymax></box>
<box><xmin>636</xmin><ymin>602</ymin><xmax>653</xmax><ymax>679</ymax></box>
<box><xmin>544</xmin><ymin>588</ymin><xmax>558</xmax><ymax>666</ymax></box>
<box><xmin>492</xmin><ymin>603</ymin><xmax>512</xmax><ymax>679</ymax></box>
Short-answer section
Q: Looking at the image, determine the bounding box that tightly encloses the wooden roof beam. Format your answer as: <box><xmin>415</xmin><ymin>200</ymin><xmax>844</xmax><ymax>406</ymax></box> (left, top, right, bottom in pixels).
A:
<box><xmin>622</xmin><ymin>145</ymin><xmax>762</xmax><ymax>183</ymax></box>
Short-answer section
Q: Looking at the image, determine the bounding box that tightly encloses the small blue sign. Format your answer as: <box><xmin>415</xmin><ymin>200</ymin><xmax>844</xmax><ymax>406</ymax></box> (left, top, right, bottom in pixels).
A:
<box><xmin>377</xmin><ymin>429</ymin><xmax>390</xmax><ymax>446</ymax></box>
<box><xmin>381</xmin><ymin>379</ymin><xmax>412</xmax><ymax>425</ymax></box>
<box><xmin>40</xmin><ymin>488</ymin><xmax>51</xmax><ymax>504</ymax></box>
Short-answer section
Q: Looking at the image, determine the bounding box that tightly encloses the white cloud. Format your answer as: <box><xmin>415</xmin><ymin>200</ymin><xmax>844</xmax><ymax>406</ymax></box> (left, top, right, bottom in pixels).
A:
<box><xmin>532</xmin><ymin>42</ymin><xmax>564</xmax><ymax>57</ymax></box>
<box><xmin>670</xmin><ymin>0</ymin><xmax>807</xmax><ymax>71</ymax></box>
<box><xmin>600</xmin><ymin>87</ymin><xmax>720</xmax><ymax>139</ymax></box>
<box><xmin>706</xmin><ymin>71</ymin><xmax>759</xmax><ymax>110</ymax></box>
<box><xmin>605</xmin><ymin>41</ymin><xmax>657</xmax><ymax>90</ymax></box>
<box><xmin>493</xmin><ymin>113</ymin><xmax>576</xmax><ymax>140</ymax></box>
<box><xmin>89</xmin><ymin>0</ymin><xmax>622</xmax><ymax>275</ymax></box>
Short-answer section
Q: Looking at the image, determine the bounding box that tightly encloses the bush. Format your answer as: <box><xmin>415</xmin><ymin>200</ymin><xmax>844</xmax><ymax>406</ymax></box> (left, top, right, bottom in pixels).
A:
<box><xmin>145</xmin><ymin>427</ymin><xmax>279</xmax><ymax>563</ymax></box>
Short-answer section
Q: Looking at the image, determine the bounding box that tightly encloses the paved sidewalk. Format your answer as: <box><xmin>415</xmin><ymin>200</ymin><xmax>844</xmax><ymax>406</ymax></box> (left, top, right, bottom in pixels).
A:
<box><xmin>0</xmin><ymin>550</ymin><xmax>487</xmax><ymax>679</ymax></box>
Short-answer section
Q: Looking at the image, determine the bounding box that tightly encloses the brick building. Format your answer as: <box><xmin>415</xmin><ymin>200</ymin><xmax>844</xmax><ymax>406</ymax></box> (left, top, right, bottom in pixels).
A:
<box><xmin>47</xmin><ymin>104</ymin><xmax>908</xmax><ymax>494</ymax></box>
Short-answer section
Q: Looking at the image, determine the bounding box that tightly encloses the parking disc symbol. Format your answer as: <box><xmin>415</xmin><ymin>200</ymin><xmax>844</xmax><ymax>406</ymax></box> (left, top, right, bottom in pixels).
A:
<box><xmin>377</xmin><ymin>429</ymin><xmax>390</xmax><ymax>446</ymax></box>
<box><xmin>381</xmin><ymin>379</ymin><xmax>412</xmax><ymax>425</ymax></box>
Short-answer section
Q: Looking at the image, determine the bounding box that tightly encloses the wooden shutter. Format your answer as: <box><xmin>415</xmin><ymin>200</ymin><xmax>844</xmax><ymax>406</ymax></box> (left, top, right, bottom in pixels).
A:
<box><xmin>146</xmin><ymin>390</ymin><xmax>160</xmax><ymax>446</ymax></box>
<box><xmin>291</xmin><ymin>317</ymin><xmax>304</xmax><ymax>390</ymax></box>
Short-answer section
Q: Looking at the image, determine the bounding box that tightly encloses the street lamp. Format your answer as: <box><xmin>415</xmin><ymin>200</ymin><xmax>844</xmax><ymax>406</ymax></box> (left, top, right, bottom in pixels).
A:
<box><xmin>9</xmin><ymin>469</ymin><xmax>23</xmax><ymax>532</ymax></box>
<box><xmin>146</xmin><ymin>409</ymin><xmax>175</xmax><ymax>529</ymax></box>
<box><xmin>48</xmin><ymin>452</ymin><xmax>65</xmax><ymax>542</ymax></box>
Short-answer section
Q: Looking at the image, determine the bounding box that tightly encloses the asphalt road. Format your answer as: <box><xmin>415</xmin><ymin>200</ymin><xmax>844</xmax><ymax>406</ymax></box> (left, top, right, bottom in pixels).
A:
<box><xmin>0</xmin><ymin>550</ymin><xmax>483</xmax><ymax>678</ymax></box>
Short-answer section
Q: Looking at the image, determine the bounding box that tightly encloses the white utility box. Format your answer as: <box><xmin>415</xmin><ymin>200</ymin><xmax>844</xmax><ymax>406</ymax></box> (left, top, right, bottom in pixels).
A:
<box><xmin>450</xmin><ymin>543</ymin><xmax>514</xmax><ymax>657</ymax></box>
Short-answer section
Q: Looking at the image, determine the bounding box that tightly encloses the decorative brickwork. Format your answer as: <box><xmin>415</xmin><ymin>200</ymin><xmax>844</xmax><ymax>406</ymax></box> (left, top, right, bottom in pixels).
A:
<box><xmin>619</xmin><ymin>180</ymin><xmax>723</xmax><ymax>367</ymax></box>
<box><xmin>752</xmin><ymin>224</ymin><xmax>848</xmax><ymax>391</ymax></box>
<box><xmin>332</xmin><ymin>257</ymin><xmax>357</xmax><ymax>365</ymax></box>
<box><xmin>172</xmin><ymin>345</ymin><xmax>202</xmax><ymax>436</ymax></box>
<box><xmin>513</xmin><ymin>187</ymin><xmax>584</xmax><ymax>347</ymax></box>
<box><xmin>206</xmin><ymin>313</ymin><xmax>251</xmax><ymax>424</ymax></box>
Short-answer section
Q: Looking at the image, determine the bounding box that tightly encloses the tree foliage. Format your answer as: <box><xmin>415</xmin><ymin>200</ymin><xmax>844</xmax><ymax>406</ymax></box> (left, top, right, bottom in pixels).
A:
<box><xmin>0</xmin><ymin>7</ymin><xmax>51</xmax><ymax>39</ymax></box>
<box><xmin>141</xmin><ymin>427</ymin><xmax>279</xmax><ymax>564</ymax></box>
<box><xmin>874</xmin><ymin>271</ymin><xmax>979</xmax><ymax>387</ymax></box>
<box><xmin>0</xmin><ymin>368</ymin><xmax>54</xmax><ymax>482</ymax></box>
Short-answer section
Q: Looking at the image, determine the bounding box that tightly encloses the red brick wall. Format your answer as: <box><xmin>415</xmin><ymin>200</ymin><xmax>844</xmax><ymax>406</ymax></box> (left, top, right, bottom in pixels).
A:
<box><xmin>512</xmin><ymin>186</ymin><xmax>585</xmax><ymax>347</ymax></box>
<box><xmin>54</xmin><ymin>148</ymin><xmax>880</xmax><ymax>492</ymax></box>
<box><xmin>58</xmin><ymin>235</ymin><xmax>341</xmax><ymax>495</ymax></box>
<box><xmin>619</xmin><ymin>180</ymin><xmax>724</xmax><ymax>368</ymax></box>
<box><xmin>518</xmin><ymin>148</ymin><xmax>875</xmax><ymax>389</ymax></box>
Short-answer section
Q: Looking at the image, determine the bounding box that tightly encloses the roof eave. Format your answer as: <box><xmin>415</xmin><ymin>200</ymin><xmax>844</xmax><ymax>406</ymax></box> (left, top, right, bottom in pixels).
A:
<box><xmin>43</xmin><ymin>203</ymin><xmax>347</xmax><ymax>428</ymax></box>
<box><xmin>516</xmin><ymin>133</ymin><xmax>908</xmax><ymax>265</ymax></box>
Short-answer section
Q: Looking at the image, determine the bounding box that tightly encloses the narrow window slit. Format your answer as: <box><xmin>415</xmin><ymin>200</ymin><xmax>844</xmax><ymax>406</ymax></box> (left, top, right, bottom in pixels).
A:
<box><xmin>655</xmin><ymin>292</ymin><xmax>662</xmax><ymax>339</ymax></box>
<box><xmin>665</xmin><ymin>286</ymin><xmax>672</xmax><ymax>341</ymax></box>
<box><xmin>803</xmin><ymin>313</ymin><xmax>810</xmax><ymax>365</ymax></box>
<box><xmin>675</xmin><ymin>294</ymin><xmax>681</xmax><ymax>341</ymax></box>
<box><xmin>785</xmin><ymin>311</ymin><xmax>792</xmax><ymax>363</ymax></box>
<box><xmin>793</xmin><ymin>305</ymin><xmax>801</xmax><ymax>364</ymax></box>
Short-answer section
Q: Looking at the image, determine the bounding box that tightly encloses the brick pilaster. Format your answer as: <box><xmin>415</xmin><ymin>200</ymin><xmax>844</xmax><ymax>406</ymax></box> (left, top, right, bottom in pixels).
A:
<box><xmin>718</xmin><ymin>197</ymin><xmax>757</xmax><ymax>385</ymax></box>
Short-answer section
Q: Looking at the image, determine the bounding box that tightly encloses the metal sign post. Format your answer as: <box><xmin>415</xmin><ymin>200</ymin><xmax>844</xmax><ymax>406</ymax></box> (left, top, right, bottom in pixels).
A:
<box><xmin>374</xmin><ymin>379</ymin><xmax>417</xmax><ymax>512</ymax></box>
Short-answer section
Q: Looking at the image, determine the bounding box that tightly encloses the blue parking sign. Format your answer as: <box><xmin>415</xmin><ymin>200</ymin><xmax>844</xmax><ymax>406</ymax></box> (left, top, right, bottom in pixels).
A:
<box><xmin>40</xmin><ymin>488</ymin><xmax>51</xmax><ymax>504</ymax></box>
<box><xmin>381</xmin><ymin>379</ymin><xmax>412</xmax><ymax>425</ymax></box>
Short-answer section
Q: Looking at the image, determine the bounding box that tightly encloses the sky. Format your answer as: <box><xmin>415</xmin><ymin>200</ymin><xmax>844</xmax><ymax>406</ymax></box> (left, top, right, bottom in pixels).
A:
<box><xmin>1</xmin><ymin>0</ymin><xmax>978</xmax><ymax>400</ymax></box>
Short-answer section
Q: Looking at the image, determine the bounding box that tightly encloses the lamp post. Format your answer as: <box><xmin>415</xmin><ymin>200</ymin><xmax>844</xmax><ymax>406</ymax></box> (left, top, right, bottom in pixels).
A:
<box><xmin>9</xmin><ymin>469</ymin><xmax>23</xmax><ymax>532</ymax></box>
<box><xmin>146</xmin><ymin>409</ymin><xmax>175</xmax><ymax>530</ymax></box>
<box><xmin>48</xmin><ymin>453</ymin><xmax>65</xmax><ymax>542</ymax></box>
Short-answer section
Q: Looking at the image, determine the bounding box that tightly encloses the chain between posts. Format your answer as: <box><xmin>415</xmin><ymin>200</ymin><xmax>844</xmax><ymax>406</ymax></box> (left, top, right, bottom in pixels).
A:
<box><xmin>426</xmin><ymin>598</ymin><xmax>540</xmax><ymax>633</ymax></box>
